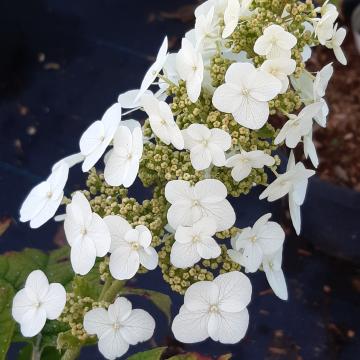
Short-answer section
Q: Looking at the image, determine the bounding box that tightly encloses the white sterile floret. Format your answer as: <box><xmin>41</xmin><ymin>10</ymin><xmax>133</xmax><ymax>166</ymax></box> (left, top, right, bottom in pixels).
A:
<box><xmin>222</xmin><ymin>0</ymin><xmax>252</xmax><ymax>39</ymax></box>
<box><xmin>20</xmin><ymin>163</ymin><xmax>69</xmax><ymax>229</ymax></box>
<box><xmin>176</xmin><ymin>38</ymin><xmax>204</xmax><ymax>103</ymax></box>
<box><xmin>260</xmin><ymin>58</ymin><xmax>297</xmax><ymax>94</ymax></box>
<box><xmin>195</xmin><ymin>6</ymin><xmax>219</xmax><ymax>48</ymax></box>
<box><xmin>313</xmin><ymin>5</ymin><xmax>338</xmax><ymax>45</ymax></box>
<box><xmin>12</xmin><ymin>270</ymin><xmax>66</xmax><ymax>337</ymax></box>
<box><xmin>225</xmin><ymin>150</ymin><xmax>275</xmax><ymax>182</ymax></box>
<box><xmin>64</xmin><ymin>192</ymin><xmax>111</xmax><ymax>275</ymax></box>
<box><xmin>262</xmin><ymin>248</ymin><xmax>288</xmax><ymax>301</ymax></box>
<box><xmin>134</xmin><ymin>36</ymin><xmax>168</xmax><ymax>102</ymax></box>
<box><xmin>170</xmin><ymin>217</ymin><xmax>221</xmax><ymax>268</ymax></box>
<box><xmin>254</xmin><ymin>24</ymin><xmax>297</xmax><ymax>59</ymax></box>
<box><xmin>228</xmin><ymin>213</ymin><xmax>285</xmax><ymax>273</ymax></box>
<box><xmin>79</xmin><ymin>103</ymin><xmax>122</xmax><ymax>172</ymax></box>
<box><xmin>104</xmin><ymin>125</ymin><xmax>143</xmax><ymax>187</ymax></box>
<box><xmin>274</xmin><ymin>102</ymin><xmax>323</xmax><ymax>148</ymax></box>
<box><xmin>165</xmin><ymin>179</ymin><xmax>236</xmax><ymax>232</ymax></box>
<box><xmin>182</xmin><ymin>123</ymin><xmax>231</xmax><ymax>170</ymax></box>
<box><xmin>104</xmin><ymin>215</ymin><xmax>158</xmax><ymax>280</ymax></box>
<box><xmin>212</xmin><ymin>62</ymin><xmax>281</xmax><ymax>130</ymax></box>
<box><xmin>172</xmin><ymin>271</ymin><xmax>251</xmax><ymax>344</ymax></box>
<box><xmin>325</xmin><ymin>24</ymin><xmax>347</xmax><ymax>65</ymax></box>
<box><xmin>141</xmin><ymin>93</ymin><xmax>184</xmax><ymax>150</ymax></box>
<box><xmin>83</xmin><ymin>297</ymin><xmax>155</xmax><ymax>360</ymax></box>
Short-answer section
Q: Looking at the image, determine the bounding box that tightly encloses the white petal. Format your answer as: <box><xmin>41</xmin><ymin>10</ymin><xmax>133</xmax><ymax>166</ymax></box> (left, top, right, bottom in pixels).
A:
<box><xmin>172</xmin><ymin>306</ymin><xmax>210</xmax><ymax>343</ymax></box>
<box><xmin>197</xmin><ymin>236</ymin><xmax>221</xmax><ymax>259</ymax></box>
<box><xmin>230</xmin><ymin>164</ymin><xmax>252</xmax><ymax>182</ymax></box>
<box><xmin>108</xmin><ymin>297</ymin><xmax>133</xmax><ymax>323</ymax></box>
<box><xmin>165</xmin><ymin>180</ymin><xmax>192</xmax><ymax>204</ymax></box>
<box><xmin>139</xmin><ymin>247</ymin><xmax>158</xmax><ymax>270</ymax></box>
<box><xmin>289</xmin><ymin>193</ymin><xmax>301</xmax><ymax>235</ymax></box>
<box><xmin>214</xmin><ymin>271</ymin><xmax>252</xmax><ymax>312</ymax></box>
<box><xmin>70</xmin><ymin>237</ymin><xmax>97</xmax><ymax>275</ymax></box>
<box><xmin>109</xmin><ymin>246</ymin><xmax>139</xmax><ymax>280</ymax></box>
<box><xmin>104</xmin><ymin>153</ymin><xmax>127</xmax><ymax>186</ymax></box>
<box><xmin>242</xmin><ymin>242</ymin><xmax>263</xmax><ymax>272</ymax></box>
<box><xmin>212</xmin><ymin>83</ymin><xmax>243</xmax><ymax>114</ymax></box>
<box><xmin>257</xmin><ymin>222</ymin><xmax>285</xmax><ymax>255</ymax></box>
<box><xmin>113</xmin><ymin>126</ymin><xmax>132</xmax><ymax>154</ymax></box>
<box><xmin>98</xmin><ymin>329</ymin><xmax>129</xmax><ymax>360</ymax></box>
<box><xmin>120</xmin><ymin>309</ymin><xmax>155</xmax><ymax>345</ymax></box>
<box><xmin>25</xmin><ymin>270</ymin><xmax>49</xmax><ymax>300</ymax></box>
<box><xmin>170</xmin><ymin>241</ymin><xmax>201</xmax><ymax>268</ymax></box>
<box><xmin>118</xmin><ymin>89</ymin><xmax>150</xmax><ymax>109</ymax></box>
<box><xmin>185</xmin><ymin>281</ymin><xmax>219</xmax><ymax>311</ymax></box>
<box><xmin>333</xmin><ymin>46</ymin><xmax>347</xmax><ymax>65</ymax></box>
<box><xmin>202</xmin><ymin>199</ymin><xmax>236</xmax><ymax>232</ymax></box>
<box><xmin>12</xmin><ymin>289</ymin><xmax>34</xmax><ymax>323</ymax></box>
<box><xmin>195</xmin><ymin>179</ymin><xmax>227</xmax><ymax>202</ymax></box>
<box><xmin>190</xmin><ymin>145</ymin><xmax>212</xmax><ymax>170</ymax></box>
<box><xmin>209</xmin><ymin>128</ymin><xmax>232</xmax><ymax>150</ymax></box>
<box><xmin>79</xmin><ymin>121</ymin><xmax>104</xmax><ymax>156</ymax></box>
<box><xmin>264</xmin><ymin>267</ymin><xmax>288</xmax><ymax>300</ymax></box>
<box><xmin>247</xmin><ymin>70</ymin><xmax>281</xmax><ymax>101</ymax></box>
<box><xmin>167</xmin><ymin>202</ymin><xmax>194</xmax><ymax>230</ymax></box>
<box><xmin>103</xmin><ymin>215</ymin><xmax>132</xmax><ymax>253</ymax></box>
<box><xmin>19</xmin><ymin>307</ymin><xmax>47</xmax><ymax>338</ymax></box>
<box><xmin>87</xmin><ymin>213</ymin><xmax>111</xmax><ymax>257</ymax></box>
<box><xmin>42</xmin><ymin>283</ymin><xmax>66</xmax><ymax>319</ymax></box>
<box><xmin>208</xmin><ymin>309</ymin><xmax>249</xmax><ymax>344</ymax></box>
<box><xmin>29</xmin><ymin>194</ymin><xmax>63</xmax><ymax>229</ymax></box>
<box><xmin>83</xmin><ymin>308</ymin><xmax>112</xmax><ymax>336</ymax></box>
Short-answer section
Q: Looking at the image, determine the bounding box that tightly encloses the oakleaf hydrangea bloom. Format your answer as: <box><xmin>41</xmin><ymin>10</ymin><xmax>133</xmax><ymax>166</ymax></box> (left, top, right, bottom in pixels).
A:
<box><xmin>212</xmin><ymin>62</ymin><xmax>281</xmax><ymax>129</ymax></box>
<box><xmin>104</xmin><ymin>215</ymin><xmax>158</xmax><ymax>280</ymax></box>
<box><xmin>254</xmin><ymin>24</ymin><xmax>297</xmax><ymax>59</ymax></box>
<box><xmin>64</xmin><ymin>192</ymin><xmax>111</xmax><ymax>275</ymax></box>
<box><xmin>142</xmin><ymin>93</ymin><xmax>184</xmax><ymax>150</ymax></box>
<box><xmin>182</xmin><ymin>124</ymin><xmax>231</xmax><ymax>170</ymax></box>
<box><xmin>228</xmin><ymin>213</ymin><xmax>285</xmax><ymax>273</ymax></box>
<box><xmin>165</xmin><ymin>179</ymin><xmax>236</xmax><ymax>232</ymax></box>
<box><xmin>170</xmin><ymin>217</ymin><xmax>221</xmax><ymax>268</ymax></box>
<box><xmin>274</xmin><ymin>102</ymin><xmax>323</xmax><ymax>148</ymax></box>
<box><xmin>84</xmin><ymin>297</ymin><xmax>155</xmax><ymax>360</ymax></box>
<box><xmin>225</xmin><ymin>150</ymin><xmax>275</xmax><ymax>182</ymax></box>
<box><xmin>262</xmin><ymin>248</ymin><xmax>288</xmax><ymax>301</ymax></box>
<box><xmin>79</xmin><ymin>103</ymin><xmax>122</xmax><ymax>172</ymax></box>
<box><xmin>12</xmin><ymin>270</ymin><xmax>66</xmax><ymax>337</ymax></box>
<box><xmin>20</xmin><ymin>162</ymin><xmax>68</xmax><ymax>229</ymax></box>
<box><xmin>172</xmin><ymin>271</ymin><xmax>251</xmax><ymax>344</ymax></box>
<box><xmin>176</xmin><ymin>38</ymin><xmax>204</xmax><ymax>102</ymax></box>
<box><xmin>135</xmin><ymin>36</ymin><xmax>168</xmax><ymax>102</ymax></box>
<box><xmin>104</xmin><ymin>125</ymin><xmax>143</xmax><ymax>187</ymax></box>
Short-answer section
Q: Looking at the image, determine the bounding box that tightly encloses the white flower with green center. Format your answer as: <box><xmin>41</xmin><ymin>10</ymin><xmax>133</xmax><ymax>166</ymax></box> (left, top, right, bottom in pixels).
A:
<box><xmin>64</xmin><ymin>192</ymin><xmax>111</xmax><ymax>275</ymax></box>
<box><xmin>225</xmin><ymin>150</ymin><xmax>275</xmax><ymax>182</ymax></box>
<box><xmin>212</xmin><ymin>62</ymin><xmax>281</xmax><ymax>130</ymax></box>
<box><xmin>165</xmin><ymin>179</ymin><xmax>236</xmax><ymax>232</ymax></box>
<box><xmin>172</xmin><ymin>271</ymin><xmax>252</xmax><ymax>344</ymax></box>
<box><xmin>104</xmin><ymin>215</ymin><xmax>158</xmax><ymax>280</ymax></box>
<box><xmin>326</xmin><ymin>24</ymin><xmax>347</xmax><ymax>65</ymax></box>
<box><xmin>12</xmin><ymin>270</ymin><xmax>66</xmax><ymax>337</ymax></box>
<box><xmin>260</xmin><ymin>57</ymin><xmax>296</xmax><ymax>94</ymax></box>
<box><xmin>182</xmin><ymin>123</ymin><xmax>231</xmax><ymax>170</ymax></box>
<box><xmin>170</xmin><ymin>217</ymin><xmax>221</xmax><ymax>268</ymax></box>
<box><xmin>134</xmin><ymin>36</ymin><xmax>168</xmax><ymax>102</ymax></box>
<box><xmin>20</xmin><ymin>162</ymin><xmax>69</xmax><ymax>229</ymax></box>
<box><xmin>227</xmin><ymin>213</ymin><xmax>285</xmax><ymax>273</ymax></box>
<box><xmin>104</xmin><ymin>125</ymin><xmax>143</xmax><ymax>187</ymax></box>
<box><xmin>274</xmin><ymin>102</ymin><xmax>323</xmax><ymax>148</ymax></box>
<box><xmin>141</xmin><ymin>93</ymin><xmax>184</xmax><ymax>150</ymax></box>
<box><xmin>176</xmin><ymin>38</ymin><xmax>204</xmax><ymax>102</ymax></box>
<box><xmin>79</xmin><ymin>103</ymin><xmax>122</xmax><ymax>172</ymax></box>
<box><xmin>83</xmin><ymin>297</ymin><xmax>155</xmax><ymax>360</ymax></box>
<box><xmin>254</xmin><ymin>24</ymin><xmax>297</xmax><ymax>59</ymax></box>
<box><xmin>262</xmin><ymin>248</ymin><xmax>288</xmax><ymax>301</ymax></box>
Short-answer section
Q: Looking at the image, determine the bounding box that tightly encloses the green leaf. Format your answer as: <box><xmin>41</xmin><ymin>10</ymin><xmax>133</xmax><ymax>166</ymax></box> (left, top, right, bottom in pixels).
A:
<box><xmin>127</xmin><ymin>347</ymin><xmax>167</xmax><ymax>360</ymax></box>
<box><xmin>72</xmin><ymin>262</ymin><xmax>102</xmax><ymax>300</ymax></box>
<box><xmin>122</xmin><ymin>287</ymin><xmax>172</xmax><ymax>323</ymax></box>
<box><xmin>45</xmin><ymin>247</ymin><xmax>73</xmax><ymax>288</ymax></box>
<box><xmin>0</xmin><ymin>280</ymin><xmax>15</xmax><ymax>360</ymax></box>
<box><xmin>256</xmin><ymin>125</ymin><xmax>274</xmax><ymax>139</ymax></box>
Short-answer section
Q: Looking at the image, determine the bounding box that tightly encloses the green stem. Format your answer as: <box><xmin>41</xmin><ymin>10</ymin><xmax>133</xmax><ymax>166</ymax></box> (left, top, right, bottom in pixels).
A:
<box><xmin>31</xmin><ymin>334</ymin><xmax>41</xmax><ymax>360</ymax></box>
<box><xmin>61</xmin><ymin>347</ymin><xmax>81</xmax><ymax>360</ymax></box>
<box><xmin>99</xmin><ymin>280</ymin><xmax>125</xmax><ymax>303</ymax></box>
<box><xmin>98</xmin><ymin>277</ymin><xmax>112</xmax><ymax>301</ymax></box>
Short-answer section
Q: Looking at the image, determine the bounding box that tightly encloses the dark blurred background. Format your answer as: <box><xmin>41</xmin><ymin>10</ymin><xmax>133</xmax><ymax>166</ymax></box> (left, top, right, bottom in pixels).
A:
<box><xmin>0</xmin><ymin>0</ymin><xmax>359</xmax><ymax>359</ymax></box>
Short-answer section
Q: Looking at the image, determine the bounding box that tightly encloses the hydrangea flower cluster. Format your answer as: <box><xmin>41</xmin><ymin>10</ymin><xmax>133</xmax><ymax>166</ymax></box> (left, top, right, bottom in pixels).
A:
<box><xmin>14</xmin><ymin>0</ymin><xmax>346</xmax><ymax>358</ymax></box>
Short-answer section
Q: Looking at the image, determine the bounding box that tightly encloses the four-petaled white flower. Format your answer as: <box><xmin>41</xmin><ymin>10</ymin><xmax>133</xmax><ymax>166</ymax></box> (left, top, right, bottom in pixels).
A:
<box><xmin>165</xmin><ymin>179</ymin><xmax>236</xmax><ymax>232</ymax></box>
<box><xmin>182</xmin><ymin>124</ymin><xmax>231</xmax><ymax>170</ymax></box>
<box><xmin>274</xmin><ymin>102</ymin><xmax>323</xmax><ymax>148</ymax></box>
<box><xmin>134</xmin><ymin>36</ymin><xmax>168</xmax><ymax>102</ymax></box>
<box><xmin>20</xmin><ymin>163</ymin><xmax>69</xmax><ymax>229</ymax></box>
<box><xmin>171</xmin><ymin>217</ymin><xmax>221</xmax><ymax>268</ymax></box>
<box><xmin>212</xmin><ymin>62</ymin><xmax>281</xmax><ymax>130</ymax></box>
<box><xmin>64</xmin><ymin>192</ymin><xmax>111</xmax><ymax>275</ymax></box>
<box><xmin>194</xmin><ymin>6</ymin><xmax>219</xmax><ymax>51</ymax></box>
<box><xmin>172</xmin><ymin>271</ymin><xmax>252</xmax><ymax>344</ymax></box>
<box><xmin>104</xmin><ymin>125</ymin><xmax>143</xmax><ymax>187</ymax></box>
<box><xmin>104</xmin><ymin>215</ymin><xmax>158</xmax><ymax>280</ymax></box>
<box><xmin>326</xmin><ymin>24</ymin><xmax>347</xmax><ymax>65</ymax></box>
<box><xmin>79</xmin><ymin>103</ymin><xmax>122</xmax><ymax>172</ymax></box>
<box><xmin>262</xmin><ymin>248</ymin><xmax>288</xmax><ymax>301</ymax></box>
<box><xmin>227</xmin><ymin>213</ymin><xmax>285</xmax><ymax>273</ymax></box>
<box><xmin>176</xmin><ymin>38</ymin><xmax>204</xmax><ymax>103</ymax></box>
<box><xmin>83</xmin><ymin>297</ymin><xmax>155</xmax><ymax>360</ymax></box>
<box><xmin>225</xmin><ymin>150</ymin><xmax>275</xmax><ymax>182</ymax></box>
<box><xmin>260</xmin><ymin>58</ymin><xmax>297</xmax><ymax>94</ymax></box>
<box><xmin>141</xmin><ymin>93</ymin><xmax>184</xmax><ymax>150</ymax></box>
<box><xmin>254</xmin><ymin>24</ymin><xmax>297</xmax><ymax>59</ymax></box>
<box><xmin>12</xmin><ymin>270</ymin><xmax>66</xmax><ymax>337</ymax></box>
<box><xmin>313</xmin><ymin>6</ymin><xmax>338</xmax><ymax>45</ymax></box>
